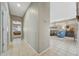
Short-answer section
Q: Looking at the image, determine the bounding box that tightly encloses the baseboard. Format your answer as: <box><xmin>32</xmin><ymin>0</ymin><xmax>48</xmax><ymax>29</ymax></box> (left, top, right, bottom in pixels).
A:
<box><xmin>39</xmin><ymin>47</ymin><xmax>50</xmax><ymax>55</ymax></box>
<box><xmin>23</xmin><ymin>40</ymin><xmax>39</xmax><ymax>54</ymax></box>
<box><xmin>23</xmin><ymin>40</ymin><xmax>50</xmax><ymax>56</ymax></box>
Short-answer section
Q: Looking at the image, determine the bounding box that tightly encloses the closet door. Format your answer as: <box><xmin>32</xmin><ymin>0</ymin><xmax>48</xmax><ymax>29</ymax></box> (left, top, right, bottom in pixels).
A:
<box><xmin>1</xmin><ymin>3</ymin><xmax>8</xmax><ymax>53</ymax></box>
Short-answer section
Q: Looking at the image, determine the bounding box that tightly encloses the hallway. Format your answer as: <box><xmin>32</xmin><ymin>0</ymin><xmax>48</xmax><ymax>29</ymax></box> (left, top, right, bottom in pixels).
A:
<box><xmin>0</xmin><ymin>2</ymin><xmax>50</xmax><ymax>55</ymax></box>
<box><xmin>1</xmin><ymin>2</ymin><xmax>79</xmax><ymax>56</ymax></box>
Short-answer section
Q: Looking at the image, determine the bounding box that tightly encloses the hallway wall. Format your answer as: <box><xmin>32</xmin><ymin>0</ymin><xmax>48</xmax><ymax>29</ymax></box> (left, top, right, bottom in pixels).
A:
<box><xmin>23</xmin><ymin>2</ymin><xmax>50</xmax><ymax>52</ymax></box>
<box><xmin>37</xmin><ymin>3</ymin><xmax>50</xmax><ymax>52</ymax></box>
<box><xmin>7</xmin><ymin>3</ymin><xmax>11</xmax><ymax>48</ymax></box>
<box><xmin>23</xmin><ymin>3</ymin><xmax>39</xmax><ymax>51</ymax></box>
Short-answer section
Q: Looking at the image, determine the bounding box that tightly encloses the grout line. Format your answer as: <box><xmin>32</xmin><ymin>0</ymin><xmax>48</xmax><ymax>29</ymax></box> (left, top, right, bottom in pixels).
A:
<box><xmin>39</xmin><ymin>48</ymin><xmax>50</xmax><ymax>55</ymax></box>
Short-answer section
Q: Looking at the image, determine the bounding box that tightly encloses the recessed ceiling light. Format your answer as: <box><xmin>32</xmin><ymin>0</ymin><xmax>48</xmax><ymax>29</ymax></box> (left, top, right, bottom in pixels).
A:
<box><xmin>17</xmin><ymin>3</ymin><xmax>21</xmax><ymax>7</ymax></box>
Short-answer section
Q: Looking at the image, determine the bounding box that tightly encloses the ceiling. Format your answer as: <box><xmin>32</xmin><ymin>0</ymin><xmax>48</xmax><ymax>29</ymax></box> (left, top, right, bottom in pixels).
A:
<box><xmin>8</xmin><ymin>2</ymin><xmax>31</xmax><ymax>17</ymax></box>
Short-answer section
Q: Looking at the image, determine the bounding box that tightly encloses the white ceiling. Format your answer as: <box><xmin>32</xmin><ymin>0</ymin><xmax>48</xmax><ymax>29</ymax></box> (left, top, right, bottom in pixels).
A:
<box><xmin>8</xmin><ymin>2</ymin><xmax>31</xmax><ymax>17</ymax></box>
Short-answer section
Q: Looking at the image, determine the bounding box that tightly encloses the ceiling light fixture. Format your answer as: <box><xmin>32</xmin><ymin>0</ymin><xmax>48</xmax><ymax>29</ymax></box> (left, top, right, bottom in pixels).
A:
<box><xmin>17</xmin><ymin>3</ymin><xmax>21</xmax><ymax>7</ymax></box>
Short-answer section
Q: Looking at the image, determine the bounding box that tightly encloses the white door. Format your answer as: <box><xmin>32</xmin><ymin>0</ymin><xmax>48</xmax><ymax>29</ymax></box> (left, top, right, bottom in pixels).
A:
<box><xmin>1</xmin><ymin>6</ymin><xmax>8</xmax><ymax>53</ymax></box>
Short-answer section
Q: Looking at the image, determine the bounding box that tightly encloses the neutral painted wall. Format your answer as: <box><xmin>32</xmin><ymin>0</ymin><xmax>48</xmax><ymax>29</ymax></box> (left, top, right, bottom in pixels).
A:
<box><xmin>24</xmin><ymin>3</ymin><xmax>39</xmax><ymax>51</ymax></box>
<box><xmin>50</xmin><ymin>2</ymin><xmax>76</xmax><ymax>23</ymax></box>
<box><xmin>7</xmin><ymin>3</ymin><xmax>11</xmax><ymax>48</ymax></box>
<box><xmin>38</xmin><ymin>3</ymin><xmax>50</xmax><ymax>52</ymax></box>
<box><xmin>23</xmin><ymin>2</ymin><xmax>50</xmax><ymax>52</ymax></box>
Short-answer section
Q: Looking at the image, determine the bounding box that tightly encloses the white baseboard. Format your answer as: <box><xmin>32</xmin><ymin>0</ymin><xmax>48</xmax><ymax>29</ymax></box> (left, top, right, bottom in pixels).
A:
<box><xmin>39</xmin><ymin>47</ymin><xmax>50</xmax><ymax>55</ymax></box>
<box><xmin>23</xmin><ymin>40</ymin><xmax>39</xmax><ymax>54</ymax></box>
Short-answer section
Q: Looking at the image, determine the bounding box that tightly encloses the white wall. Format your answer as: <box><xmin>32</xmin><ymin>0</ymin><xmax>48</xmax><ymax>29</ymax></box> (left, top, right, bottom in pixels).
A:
<box><xmin>50</xmin><ymin>2</ymin><xmax>76</xmax><ymax>23</ymax></box>
<box><xmin>7</xmin><ymin>3</ymin><xmax>11</xmax><ymax>47</ymax></box>
<box><xmin>23</xmin><ymin>3</ymin><xmax>39</xmax><ymax>51</ymax></box>
<box><xmin>38</xmin><ymin>3</ymin><xmax>50</xmax><ymax>52</ymax></box>
<box><xmin>23</xmin><ymin>2</ymin><xmax>50</xmax><ymax>52</ymax></box>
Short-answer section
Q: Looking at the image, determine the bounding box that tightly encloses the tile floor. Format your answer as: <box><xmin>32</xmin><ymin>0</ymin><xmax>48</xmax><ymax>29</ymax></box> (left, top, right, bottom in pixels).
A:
<box><xmin>1</xmin><ymin>39</ymin><xmax>39</xmax><ymax>56</ymax></box>
<box><xmin>1</xmin><ymin>36</ymin><xmax>79</xmax><ymax>56</ymax></box>
<box><xmin>41</xmin><ymin>36</ymin><xmax>79</xmax><ymax>56</ymax></box>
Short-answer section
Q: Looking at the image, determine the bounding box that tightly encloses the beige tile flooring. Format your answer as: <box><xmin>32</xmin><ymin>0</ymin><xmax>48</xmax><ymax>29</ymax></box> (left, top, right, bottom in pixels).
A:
<box><xmin>1</xmin><ymin>36</ymin><xmax>79</xmax><ymax>56</ymax></box>
<box><xmin>41</xmin><ymin>36</ymin><xmax>79</xmax><ymax>56</ymax></box>
<box><xmin>1</xmin><ymin>39</ymin><xmax>39</xmax><ymax>56</ymax></box>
